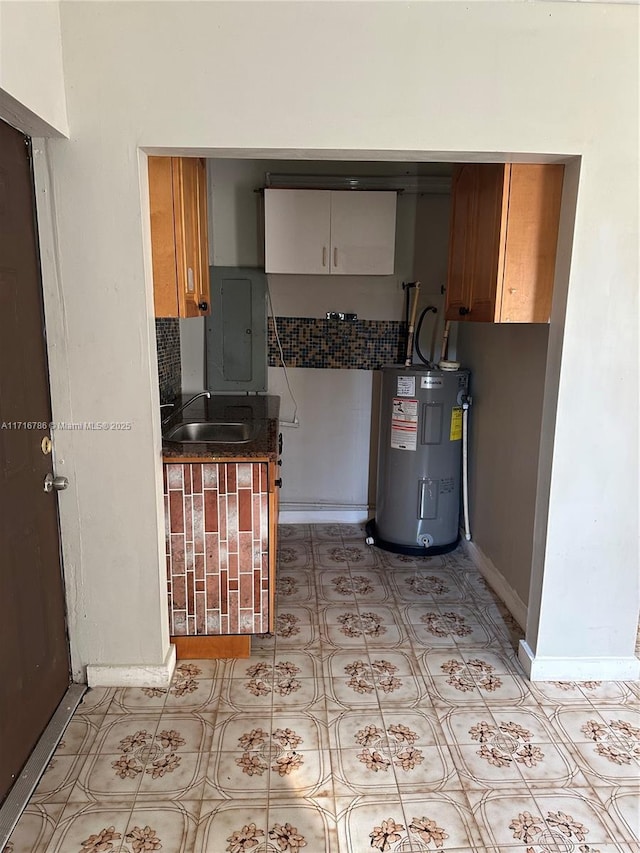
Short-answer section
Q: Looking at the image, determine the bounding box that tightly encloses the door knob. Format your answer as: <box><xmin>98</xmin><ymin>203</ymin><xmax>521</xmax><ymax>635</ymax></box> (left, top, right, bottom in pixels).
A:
<box><xmin>44</xmin><ymin>473</ymin><xmax>68</xmax><ymax>493</ymax></box>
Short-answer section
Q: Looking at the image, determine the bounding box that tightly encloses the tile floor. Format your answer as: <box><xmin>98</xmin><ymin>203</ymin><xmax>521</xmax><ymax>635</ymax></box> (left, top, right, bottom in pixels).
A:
<box><xmin>6</xmin><ymin>523</ymin><xmax>639</xmax><ymax>852</ymax></box>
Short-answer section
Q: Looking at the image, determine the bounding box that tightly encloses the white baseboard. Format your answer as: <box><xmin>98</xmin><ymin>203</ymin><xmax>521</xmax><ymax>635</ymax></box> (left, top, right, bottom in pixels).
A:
<box><xmin>462</xmin><ymin>538</ymin><xmax>528</xmax><ymax>631</ymax></box>
<box><xmin>519</xmin><ymin>640</ymin><xmax>640</xmax><ymax>682</ymax></box>
<box><xmin>86</xmin><ymin>644</ymin><xmax>176</xmax><ymax>688</ymax></box>
<box><xmin>280</xmin><ymin>504</ymin><xmax>371</xmax><ymax>524</ymax></box>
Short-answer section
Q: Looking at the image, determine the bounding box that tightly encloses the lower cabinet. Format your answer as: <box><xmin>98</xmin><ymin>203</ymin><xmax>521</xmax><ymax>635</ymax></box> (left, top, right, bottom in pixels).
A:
<box><xmin>163</xmin><ymin>460</ymin><xmax>278</xmax><ymax>650</ymax></box>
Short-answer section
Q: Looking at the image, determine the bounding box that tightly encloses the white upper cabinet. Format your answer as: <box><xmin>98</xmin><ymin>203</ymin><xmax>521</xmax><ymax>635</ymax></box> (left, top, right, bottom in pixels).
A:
<box><xmin>264</xmin><ymin>188</ymin><xmax>397</xmax><ymax>275</ymax></box>
<box><xmin>264</xmin><ymin>189</ymin><xmax>331</xmax><ymax>275</ymax></box>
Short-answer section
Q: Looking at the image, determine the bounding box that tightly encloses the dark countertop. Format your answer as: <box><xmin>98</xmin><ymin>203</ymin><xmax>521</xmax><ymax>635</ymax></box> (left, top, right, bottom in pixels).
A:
<box><xmin>161</xmin><ymin>394</ymin><xmax>280</xmax><ymax>462</ymax></box>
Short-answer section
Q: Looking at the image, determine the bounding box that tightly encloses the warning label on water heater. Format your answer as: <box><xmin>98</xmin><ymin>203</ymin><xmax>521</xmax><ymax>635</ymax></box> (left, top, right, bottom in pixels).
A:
<box><xmin>450</xmin><ymin>407</ymin><xmax>463</xmax><ymax>441</ymax></box>
<box><xmin>391</xmin><ymin>397</ymin><xmax>418</xmax><ymax>451</ymax></box>
<box><xmin>396</xmin><ymin>376</ymin><xmax>415</xmax><ymax>397</ymax></box>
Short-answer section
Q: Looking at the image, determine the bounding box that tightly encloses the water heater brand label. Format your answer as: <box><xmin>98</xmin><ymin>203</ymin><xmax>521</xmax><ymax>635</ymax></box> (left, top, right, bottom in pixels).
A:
<box><xmin>396</xmin><ymin>376</ymin><xmax>415</xmax><ymax>397</ymax></box>
<box><xmin>449</xmin><ymin>407</ymin><xmax>463</xmax><ymax>441</ymax></box>
<box><xmin>420</xmin><ymin>376</ymin><xmax>443</xmax><ymax>389</ymax></box>
<box><xmin>391</xmin><ymin>397</ymin><xmax>418</xmax><ymax>451</ymax></box>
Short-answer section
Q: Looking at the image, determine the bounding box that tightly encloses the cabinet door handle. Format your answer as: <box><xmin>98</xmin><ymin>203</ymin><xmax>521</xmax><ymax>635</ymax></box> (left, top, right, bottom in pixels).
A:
<box><xmin>198</xmin><ymin>301</ymin><xmax>208</xmax><ymax>312</ymax></box>
<box><xmin>459</xmin><ymin>306</ymin><xmax>471</xmax><ymax>316</ymax></box>
<box><xmin>275</xmin><ymin>478</ymin><xmax>283</xmax><ymax>488</ymax></box>
<box><xmin>322</xmin><ymin>247</ymin><xmax>327</xmax><ymax>267</ymax></box>
<box><xmin>333</xmin><ymin>247</ymin><xmax>338</xmax><ymax>268</ymax></box>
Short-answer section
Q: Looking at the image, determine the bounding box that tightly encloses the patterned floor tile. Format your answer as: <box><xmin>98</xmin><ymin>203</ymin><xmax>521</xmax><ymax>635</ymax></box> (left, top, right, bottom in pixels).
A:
<box><xmin>398</xmin><ymin>790</ymin><xmax>486</xmax><ymax>850</ymax></box>
<box><xmin>313</xmin><ymin>540</ymin><xmax>381</xmax><ymax>570</ymax></box>
<box><xmin>10</xmin><ymin>524</ymin><xmax>639</xmax><ymax>853</ymax></box>
<box><xmin>272</xmin><ymin>605</ymin><xmax>320</xmax><ymax>650</ymax></box>
<box><xmin>323</xmin><ymin>650</ymin><xmax>428</xmax><ymax>710</ymax></box>
<box><xmin>404</xmin><ymin>604</ymin><xmax>499</xmax><ymax>649</ymax></box>
<box><xmin>4</xmin><ymin>803</ymin><xmax>64</xmax><ymax>853</ymax></box>
<box><xmin>108</xmin><ymin>685</ymin><xmax>169</xmax><ymax>715</ymax></box>
<box><xmin>30</xmin><ymin>754</ymin><xmax>88</xmax><ymax>805</ymax></box>
<box><xmin>278</xmin><ymin>523</ymin><xmax>312</xmax><ymax>541</ymax></box>
<box><xmin>50</xmin><ymin>715</ymin><xmax>103</xmax><ymax>756</ymax></box>
<box><xmin>319</xmin><ymin>604</ymin><xmax>407</xmax><ymax>649</ymax></box>
<box><xmin>206</xmin><ymin>709</ymin><xmax>330</xmax><ymax>800</ymax></box>
<box><xmin>312</xmin><ymin>522</ymin><xmax>363</xmax><ymax>541</ymax></box>
<box><xmin>316</xmin><ymin>568</ymin><xmax>390</xmax><ymax>604</ymax></box>
<box><xmin>276</xmin><ymin>541</ymin><xmax>314</xmax><ymax>571</ymax></box>
<box><xmin>162</xmin><ymin>678</ymin><xmax>221</xmax><ymax>714</ymax></box>
<box><xmin>530</xmin><ymin>788</ymin><xmax>633</xmax><ymax>847</ymax></box>
<box><xmin>239</xmin><ymin>665</ymin><xmax>323</xmax><ymax>709</ymax></box>
<box><xmin>466</xmin><ymin>788</ymin><xmax>548</xmax><ymax>848</ymax></box>
<box><xmin>337</xmin><ymin>790</ymin><xmax>484</xmax><ymax>852</ymax></box>
<box><xmin>267</xmin><ymin>798</ymin><xmax>340</xmax><ymax>852</ymax></box>
<box><xmin>42</xmin><ymin>801</ymin><xmax>135</xmax><ymax>853</ymax></box>
<box><xmin>575</xmin><ymin>680</ymin><xmax>637</xmax><ymax>705</ymax></box>
<box><xmin>388</xmin><ymin>567</ymin><xmax>468</xmax><ymax>604</ymax></box>
<box><xmin>73</xmin><ymin>686</ymin><xmax>116</xmax><ymax>717</ymax></box>
<box><xmin>121</xmin><ymin>801</ymin><xmax>200</xmax><ymax>852</ymax></box>
<box><xmin>592</xmin><ymin>786</ymin><xmax>640</xmax><ymax>842</ymax></box>
<box><xmin>543</xmin><ymin>705</ymin><xmax>640</xmax><ymax>787</ymax></box>
<box><xmin>377</xmin><ymin>550</ymin><xmax>447</xmax><ymax>570</ymax></box>
<box><xmin>336</xmin><ymin>794</ymin><xmax>410</xmax><ymax>852</ymax></box>
<box><xmin>322</xmin><ymin>651</ymin><xmax>384</xmax><ymax>710</ymax></box>
<box><xmin>66</xmin><ymin>715</ymin><xmax>165</xmax><ymax>803</ymax></box>
<box><xmin>275</xmin><ymin>567</ymin><xmax>316</xmax><ymax>601</ymax></box>
<box><xmin>195</xmin><ymin>800</ymin><xmax>269</xmax><ymax>853</ymax></box>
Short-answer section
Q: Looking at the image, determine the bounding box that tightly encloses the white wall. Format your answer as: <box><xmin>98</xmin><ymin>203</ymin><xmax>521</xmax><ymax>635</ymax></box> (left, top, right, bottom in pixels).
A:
<box><xmin>0</xmin><ymin>0</ymin><xmax>68</xmax><ymax>136</ymax></box>
<box><xmin>45</xmin><ymin>0</ymin><xmax>638</xmax><ymax>679</ymax></box>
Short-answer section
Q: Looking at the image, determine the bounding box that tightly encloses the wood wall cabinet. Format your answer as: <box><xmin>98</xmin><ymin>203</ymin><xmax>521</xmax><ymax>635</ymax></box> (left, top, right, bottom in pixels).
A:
<box><xmin>445</xmin><ymin>164</ymin><xmax>564</xmax><ymax>323</ymax></box>
<box><xmin>148</xmin><ymin>156</ymin><xmax>210</xmax><ymax>318</ymax></box>
<box><xmin>264</xmin><ymin>188</ymin><xmax>397</xmax><ymax>275</ymax></box>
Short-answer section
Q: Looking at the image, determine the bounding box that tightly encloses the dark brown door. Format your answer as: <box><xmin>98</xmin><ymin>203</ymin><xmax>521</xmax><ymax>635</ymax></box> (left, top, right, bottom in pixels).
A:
<box><xmin>0</xmin><ymin>119</ymin><xmax>69</xmax><ymax>802</ymax></box>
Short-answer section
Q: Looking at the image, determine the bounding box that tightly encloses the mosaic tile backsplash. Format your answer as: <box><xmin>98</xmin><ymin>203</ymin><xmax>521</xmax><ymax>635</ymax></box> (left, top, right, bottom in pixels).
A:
<box><xmin>268</xmin><ymin>316</ymin><xmax>407</xmax><ymax>370</ymax></box>
<box><xmin>164</xmin><ymin>461</ymin><xmax>270</xmax><ymax>636</ymax></box>
<box><xmin>155</xmin><ymin>318</ymin><xmax>181</xmax><ymax>403</ymax></box>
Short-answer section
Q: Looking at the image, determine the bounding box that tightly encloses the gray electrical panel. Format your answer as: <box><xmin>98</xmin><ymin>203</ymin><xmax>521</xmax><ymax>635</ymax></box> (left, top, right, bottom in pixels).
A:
<box><xmin>205</xmin><ymin>267</ymin><xmax>267</xmax><ymax>392</ymax></box>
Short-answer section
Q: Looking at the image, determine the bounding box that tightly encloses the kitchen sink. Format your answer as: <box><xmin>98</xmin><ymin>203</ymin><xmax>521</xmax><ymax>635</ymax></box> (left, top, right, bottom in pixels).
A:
<box><xmin>163</xmin><ymin>421</ymin><xmax>258</xmax><ymax>443</ymax></box>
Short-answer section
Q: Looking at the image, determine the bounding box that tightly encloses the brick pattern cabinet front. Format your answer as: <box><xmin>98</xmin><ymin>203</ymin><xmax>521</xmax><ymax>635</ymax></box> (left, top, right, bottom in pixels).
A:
<box><xmin>164</xmin><ymin>461</ymin><xmax>270</xmax><ymax>637</ymax></box>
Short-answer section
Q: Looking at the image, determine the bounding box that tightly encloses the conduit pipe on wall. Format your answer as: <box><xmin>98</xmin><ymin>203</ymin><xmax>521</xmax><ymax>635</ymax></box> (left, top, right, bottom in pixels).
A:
<box><xmin>462</xmin><ymin>399</ymin><xmax>471</xmax><ymax>541</ymax></box>
<box><xmin>440</xmin><ymin>320</ymin><xmax>451</xmax><ymax>363</ymax></box>
<box><xmin>404</xmin><ymin>281</ymin><xmax>421</xmax><ymax>367</ymax></box>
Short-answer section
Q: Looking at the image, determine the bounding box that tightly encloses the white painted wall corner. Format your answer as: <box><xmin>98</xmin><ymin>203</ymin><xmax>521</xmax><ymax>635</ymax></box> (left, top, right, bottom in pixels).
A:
<box><xmin>86</xmin><ymin>644</ymin><xmax>176</xmax><ymax>688</ymax></box>
<box><xmin>519</xmin><ymin>640</ymin><xmax>640</xmax><ymax>682</ymax></box>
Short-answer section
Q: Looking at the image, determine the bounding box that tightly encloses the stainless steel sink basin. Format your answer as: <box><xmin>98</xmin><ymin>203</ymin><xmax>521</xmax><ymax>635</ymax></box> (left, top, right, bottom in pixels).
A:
<box><xmin>164</xmin><ymin>421</ymin><xmax>258</xmax><ymax>443</ymax></box>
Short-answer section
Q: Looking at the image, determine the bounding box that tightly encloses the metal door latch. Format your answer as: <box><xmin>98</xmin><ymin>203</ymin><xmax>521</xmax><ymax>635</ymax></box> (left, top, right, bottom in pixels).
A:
<box><xmin>44</xmin><ymin>473</ymin><xmax>69</xmax><ymax>493</ymax></box>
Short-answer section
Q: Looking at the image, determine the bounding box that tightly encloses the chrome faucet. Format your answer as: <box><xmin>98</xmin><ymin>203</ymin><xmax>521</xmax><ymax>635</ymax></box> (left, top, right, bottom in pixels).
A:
<box><xmin>162</xmin><ymin>391</ymin><xmax>211</xmax><ymax>426</ymax></box>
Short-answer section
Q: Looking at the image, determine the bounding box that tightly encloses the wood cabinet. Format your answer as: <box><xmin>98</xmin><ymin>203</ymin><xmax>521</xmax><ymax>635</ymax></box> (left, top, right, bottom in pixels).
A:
<box><xmin>445</xmin><ymin>164</ymin><xmax>564</xmax><ymax>323</ymax></box>
<box><xmin>163</xmin><ymin>457</ymin><xmax>280</xmax><ymax>657</ymax></box>
<box><xmin>148</xmin><ymin>156</ymin><xmax>210</xmax><ymax>318</ymax></box>
<box><xmin>264</xmin><ymin>188</ymin><xmax>397</xmax><ymax>275</ymax></box>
